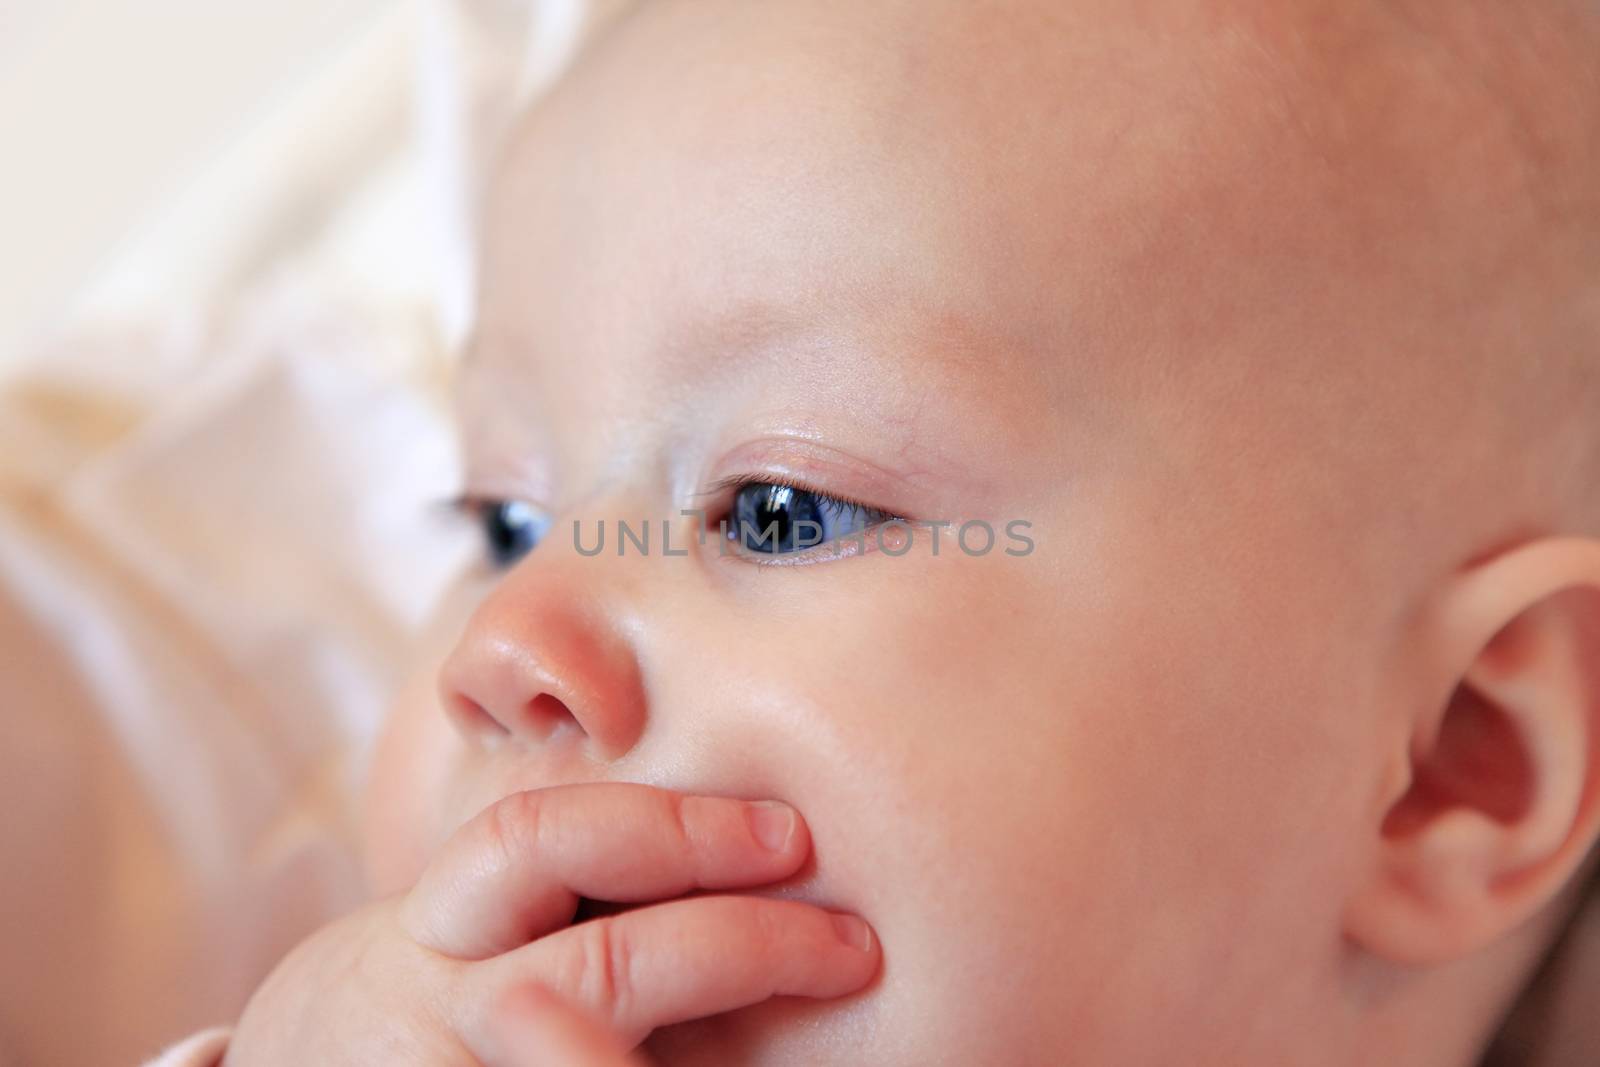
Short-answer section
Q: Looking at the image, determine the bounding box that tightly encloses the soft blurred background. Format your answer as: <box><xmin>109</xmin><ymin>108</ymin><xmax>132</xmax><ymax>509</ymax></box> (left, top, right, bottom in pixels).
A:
<box><xmin>0</xmin><ymin>0</ymin><xmax>622</xmax><ymax>363</ymax></box>
<box><xmin>0</xmin><ymin>3</ymin><xmax>622</xmax><ymax>1062</ymax></box>
<box><xmin>4</xmin><ymin>1</ymin><xmax>393</xmax><ymax>361</ymax></box>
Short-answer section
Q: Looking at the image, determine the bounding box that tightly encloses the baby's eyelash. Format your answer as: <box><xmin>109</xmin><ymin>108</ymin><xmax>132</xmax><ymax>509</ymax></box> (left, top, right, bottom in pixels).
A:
<box><xmin>444</xmin><ymin>494</ymin><xmax>481</xmax><ymax>519</ymax></box>
<box><xmin>708</xmin><ymin>476</ymin><xmax>904</xmax><ymax>560</ymax></box>
<box><xmin>704</xmin><ymin>475</ymin><xmax>888</xmax><ymax>518</ymax></box>
<box><xmin>441</xmin><ymin>493</ymin><xmax>509</xmax><ymax>531</ymax></box>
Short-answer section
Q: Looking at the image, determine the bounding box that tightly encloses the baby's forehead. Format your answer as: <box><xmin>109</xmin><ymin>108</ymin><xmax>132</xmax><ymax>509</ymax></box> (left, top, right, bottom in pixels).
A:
<box><xmin>477</xmin><ymin>0</ymin><xmax>1599</xmax><ymax>533</ymax></box>
<box><xmin>525</xmin><ymin>0</ymin><xmax>1590</xmax><ymax>200</ymax></box>
<box><xmin>495</xmin><ymin>0</ymin><xmax>1591</xmax><ymax>333</ymax></box>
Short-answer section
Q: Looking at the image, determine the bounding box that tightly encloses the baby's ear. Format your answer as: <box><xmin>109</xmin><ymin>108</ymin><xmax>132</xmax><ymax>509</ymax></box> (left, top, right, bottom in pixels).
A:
<box><xmin>1343</xmin><ymin>537</ymin><xmax>1600</xmax><ymax>966</ymax></box>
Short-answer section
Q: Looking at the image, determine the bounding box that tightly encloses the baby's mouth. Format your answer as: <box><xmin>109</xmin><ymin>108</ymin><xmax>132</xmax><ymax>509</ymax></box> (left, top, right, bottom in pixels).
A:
<box><xmin>570</xmin><ymin>879</ymin><xmax>832</xmax><ymax>925</ymax></box>
<box><xmin>571</xmin><ymin>895</ymin><xmax>641</xmax><ymax>923</ymax></box>
<box><xmin>570</xmin><ymin>887</ymin><xmax>726</xmax><ymax>923</ymax></box>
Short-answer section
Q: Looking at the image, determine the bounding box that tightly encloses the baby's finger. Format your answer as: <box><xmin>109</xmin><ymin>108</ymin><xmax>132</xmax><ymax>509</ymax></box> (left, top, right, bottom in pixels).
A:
<box><xmin>462</xmin><ymin>894</ymin><xmax>879</xmax><ymax>1050</ymax></box>
<box><xmin>481</xmin><ymin>983</ymin><xmax>650</xmax><ymax>1067</ymax></box>
<box><xmin>401</xmin><ymin>783</ymin><xmax>808</xmax><ymax>958</ymax></box>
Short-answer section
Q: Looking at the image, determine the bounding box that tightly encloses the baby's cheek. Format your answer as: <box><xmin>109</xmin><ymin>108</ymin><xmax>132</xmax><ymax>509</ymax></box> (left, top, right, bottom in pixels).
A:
<box><xmin>760</xmin><ymin>558</ymin><xmax>1160</xmax><ymax>1051</ymax></box>
<box><xmin>361</xmin><ymin>661</ymin><xmax>462</xmax><ymax>896</ymax></box>
<box><xmin>793</xmin><ymin>540</ymin><xmax>1344</xmax><ymax>1054</ymax></box>
<box><xmin>362</xmin><ymin>578</ymin><xmax>492</xmax><ymax>895</ymax></box>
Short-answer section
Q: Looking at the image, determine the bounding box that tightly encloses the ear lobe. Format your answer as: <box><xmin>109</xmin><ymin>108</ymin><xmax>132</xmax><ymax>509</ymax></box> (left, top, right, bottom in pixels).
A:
<box><xmin>1343</xmin><ymin>538</ymin><xmax>1600</xmax><ymax>967</ymax></box>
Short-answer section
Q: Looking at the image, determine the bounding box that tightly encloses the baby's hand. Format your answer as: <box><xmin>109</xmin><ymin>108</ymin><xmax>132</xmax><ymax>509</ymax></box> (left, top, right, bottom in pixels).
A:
<box><xmin>225</xmin><ymin>784</ymin><xmax>878</xmax><ymax>1065</ymax></box>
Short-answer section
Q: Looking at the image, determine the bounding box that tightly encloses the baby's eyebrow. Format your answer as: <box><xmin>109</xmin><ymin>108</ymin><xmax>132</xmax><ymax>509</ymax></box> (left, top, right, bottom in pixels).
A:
<box><xmin>464</xmin><ymin>288</ymin><xmax>1051</xmax><ymax>507</ymax></box>
<box><xmin>463</xmin><ymin>298</ymin><xmax>807</xmax><ymax>402</ymax></box>
<box><xmin>652</xmin><ymin>300</ymin><xmax>817</xmax><ymax>389</ymax></box>
<box><xmin>652</xmin><ymin>297</ymin><xmax>1038</xmax><ymax>488</ymax></box>
<box><xmin>654</xmin><ymin>293</ymin><xmax>1035</xmax><ymax>405</ymax></box>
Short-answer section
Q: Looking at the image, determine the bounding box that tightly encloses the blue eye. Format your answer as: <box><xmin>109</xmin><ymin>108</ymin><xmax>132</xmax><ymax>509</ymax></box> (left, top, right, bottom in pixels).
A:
<box><xmin>729</xmin><ymin>482</ymin><xmax>892</xmax><ymax>554</ymax></box>
<box><xmin>474</xmin><ymin>500</ymin><xmax>548</xmax><ymax>569</ymax></box>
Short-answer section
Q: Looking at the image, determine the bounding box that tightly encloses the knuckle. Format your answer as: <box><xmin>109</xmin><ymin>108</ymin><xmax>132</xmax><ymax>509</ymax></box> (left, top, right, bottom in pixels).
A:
<box><xmin>569</xmin><ymin>918</ymin><xmax>633</xmax><ymax>1020</ymax></box>
<box><xmin>481</xmin><ymin>789</ymin><xmax>546</xmax><ymax>873</ymax></box>
<box><xmin>662</xmin><ymin>790</ymin><xmax>695</xmax><ymax>855</ymax></box>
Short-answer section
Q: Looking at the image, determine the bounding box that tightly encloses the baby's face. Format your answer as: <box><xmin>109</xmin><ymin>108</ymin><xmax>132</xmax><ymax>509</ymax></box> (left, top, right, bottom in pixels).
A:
<box><xmin>365</xmin><ymin>1</ymin><xmax>1574</xmax><ymax>1061</ymax></box>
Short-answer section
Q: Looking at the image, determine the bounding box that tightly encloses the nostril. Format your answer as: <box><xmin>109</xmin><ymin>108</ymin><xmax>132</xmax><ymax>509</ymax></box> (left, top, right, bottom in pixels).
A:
<box><xmin>520</xmin><ymin>692</ymin><xmax>580</xmax><ymax>741</ymax></box>
<box><xmin>450</xmin><ymin>695</ymin><xmax>511</xmax><ymax>739</ymax></box>
<box><xmin>437</xmin><ymin>593</ymin><xmax>649</xmax><ymax>756</ymax></box>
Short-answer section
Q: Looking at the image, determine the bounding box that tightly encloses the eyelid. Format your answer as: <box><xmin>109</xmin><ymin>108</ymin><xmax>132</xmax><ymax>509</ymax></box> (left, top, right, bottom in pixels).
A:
<box><xmin>456</xmin><ymin>448</ymin><xmax>558</xmax><ymax>514</ymax></box>
<box><xmin>446</xmin><ymin>493</ymin><xmax>487</xmax><ymax>519</ymax></box>
<box><xmin>450</xmin><ymin>488</ymin><xmax>557</xmax><ymax>519</ymax></box>
<box><xmin>446</xmin><ymin>493</ymin><xmax>539</xmax><ymax>524</ymax></box>
<box><xmin>701</xmin><ymin>438</ymin><xmax>926</xmax><ymax>520</ymax></box>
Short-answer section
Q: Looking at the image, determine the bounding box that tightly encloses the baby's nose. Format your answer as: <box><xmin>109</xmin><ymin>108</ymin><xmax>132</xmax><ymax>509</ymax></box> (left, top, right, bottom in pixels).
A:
<box><xmin>437</xmin><ymin>568</ymin><xmax>648</xmax><ymax>759</ymax></box>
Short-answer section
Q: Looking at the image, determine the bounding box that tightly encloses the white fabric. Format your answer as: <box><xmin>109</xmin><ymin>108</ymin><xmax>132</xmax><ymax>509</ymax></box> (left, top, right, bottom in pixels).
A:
<box><xmin>0</xmin><ymin>286</ymin><xmax>472</xmax><ymax>1065</ymax></box>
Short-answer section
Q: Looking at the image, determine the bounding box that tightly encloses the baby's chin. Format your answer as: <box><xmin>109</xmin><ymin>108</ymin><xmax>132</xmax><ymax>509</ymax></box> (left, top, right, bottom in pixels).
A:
<box><xmin>643</xmin><ymin>989</ymin><xmax>884</xmax><ymax>1065</ymax></box>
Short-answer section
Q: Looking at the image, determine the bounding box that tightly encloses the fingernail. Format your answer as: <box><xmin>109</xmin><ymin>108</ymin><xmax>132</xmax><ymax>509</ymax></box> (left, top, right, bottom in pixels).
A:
<box><xmin>830</xmin><ymin>912</ymin><xmax>873</xmax><ymax>952</ymax></box>
<box><xmin>746</xmin><ymin>800</ymin><xmax>797</xmax><ymax>852</ymax></box>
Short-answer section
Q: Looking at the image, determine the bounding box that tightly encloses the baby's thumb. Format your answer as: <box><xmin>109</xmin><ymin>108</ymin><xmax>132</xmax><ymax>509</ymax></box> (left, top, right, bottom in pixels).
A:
<box><xmin>483</xmin><ymin>983</ymin><xmax>653</xmax><ymax>1067</ymax></box>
